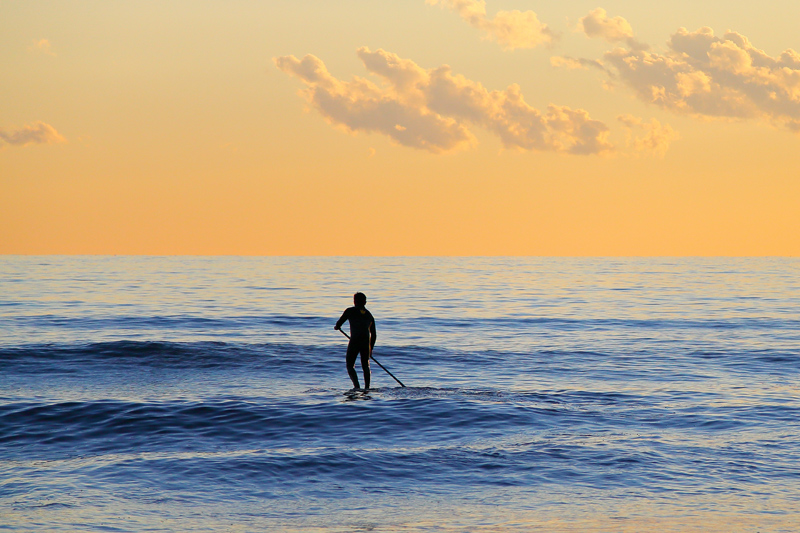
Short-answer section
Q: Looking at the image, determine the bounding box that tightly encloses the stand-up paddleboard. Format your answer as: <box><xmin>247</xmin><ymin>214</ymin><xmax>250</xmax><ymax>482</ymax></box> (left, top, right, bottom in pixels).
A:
<box><xmin>343</xmin><ymin>388</ymin><xmax>372</xmax><ymax>400</ymax></box>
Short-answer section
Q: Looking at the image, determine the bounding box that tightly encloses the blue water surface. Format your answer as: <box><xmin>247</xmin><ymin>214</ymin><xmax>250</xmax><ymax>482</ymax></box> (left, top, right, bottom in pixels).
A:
<box><xmin>1</xmin><ymin>257</ymin><xmax>798</xmax><ymax>532</ymax></box>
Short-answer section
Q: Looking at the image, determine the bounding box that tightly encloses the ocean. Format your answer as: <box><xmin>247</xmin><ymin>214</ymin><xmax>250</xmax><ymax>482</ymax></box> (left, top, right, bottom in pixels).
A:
<box><xmin>1</xmin><ymin>256</ymin><xmax>798</xmax><ymax>532</ymax></box>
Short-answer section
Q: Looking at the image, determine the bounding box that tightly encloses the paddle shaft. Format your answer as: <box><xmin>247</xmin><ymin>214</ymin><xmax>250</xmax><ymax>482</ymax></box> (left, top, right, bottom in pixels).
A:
<box><xmin>339</xmin><ymin>329</ymin><xmax>406</xmax><ymax>387</ymax></box>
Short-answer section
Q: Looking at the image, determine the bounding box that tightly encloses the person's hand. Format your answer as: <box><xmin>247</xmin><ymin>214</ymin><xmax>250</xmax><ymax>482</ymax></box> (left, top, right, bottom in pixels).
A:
<box><xmin>334</xmin><ymin>325</ymin><xmax>340</xmax><ymax>331</ymax></box>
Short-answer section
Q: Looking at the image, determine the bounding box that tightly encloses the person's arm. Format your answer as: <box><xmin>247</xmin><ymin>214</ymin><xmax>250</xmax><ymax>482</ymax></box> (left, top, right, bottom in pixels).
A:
<box><xmin>334</xmin><ymin>308</ymin><xmax>349</xmax><ymax>330</ymax></box>
<box><xmin>369</xmin><ymin>318</ymin><xmax>376</xmax><ymax>349</ymax></box>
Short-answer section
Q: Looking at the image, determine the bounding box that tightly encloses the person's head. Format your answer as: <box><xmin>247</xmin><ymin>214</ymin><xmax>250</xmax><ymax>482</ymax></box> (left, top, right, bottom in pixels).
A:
<box><xmin>353</xmin><ymin>292</ymin><xmax>367</xmax><ymax>307</ymax></box>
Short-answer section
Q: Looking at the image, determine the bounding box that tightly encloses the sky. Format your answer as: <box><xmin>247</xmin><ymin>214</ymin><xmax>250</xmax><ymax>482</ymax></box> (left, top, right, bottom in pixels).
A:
<box><xmin>2</xmin><ymin>0</ymin><xmax>799</xmax><ymax>256</ymax></box>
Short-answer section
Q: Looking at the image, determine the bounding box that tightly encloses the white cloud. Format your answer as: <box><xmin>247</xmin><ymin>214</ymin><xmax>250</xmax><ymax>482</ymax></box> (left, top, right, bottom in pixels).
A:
<box><xmin>0</xmin><ymin>121</ymin><xmax>66</xmax><ymax>148</ymax></box>
<box><xmin>276</xmin><ymin>48</ymin><xmax>615</xmax><ymax>155</ymax></box>
<box><xmin>426</xmin><ymin>0</ymin><xmax>555</xmax><ymax>50</ymax></box>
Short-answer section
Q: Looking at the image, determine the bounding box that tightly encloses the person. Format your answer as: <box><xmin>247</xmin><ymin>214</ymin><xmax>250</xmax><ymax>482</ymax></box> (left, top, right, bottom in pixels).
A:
<box><xmin>334</xmin><ymin>292</ymin><xmax>376</xmax><ymax>390</ymax></box>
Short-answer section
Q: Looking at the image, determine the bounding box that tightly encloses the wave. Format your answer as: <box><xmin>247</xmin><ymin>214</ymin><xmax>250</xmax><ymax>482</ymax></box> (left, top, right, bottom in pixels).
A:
<box><xmin>4</xmin><ymin>398</ymin><xmax>798</xmax><ymax>502</ymax></box>
<box><xmin>0</xmin><ymin>392</ymin><xmax>574</xmax><ymax>452</ymax></box>
<box><xmin>0</xmin><ymin>340</ymin><xmax>343</xmax><ymax>372</ymax></box>
<box><xmin>4</xmin><ymin>389</ymin><xmax>797</xmax><ymax>461</ymax></box>
<box><xmin>1</xmin><ymin>339</ymin><xmax>797</xmax><ymax>381</ymax></box>
<box><xmin>395</xmin><ymin>315</ymin><xmax>800</xmax><ymax>331</ymax></box>
<box><xmin>3</xmin><ymin>313</ymin><xmax>798</xmax><ymax>332</ymax></box>
<box><xmin>0</xmin><ymin>388</ymin><xmax>632</xmax><ymax>461</ymax></box>
<box><xmin>0</xmin><ymin>314</ymin><xmax>331</xmax><ymax>331</ymax></box>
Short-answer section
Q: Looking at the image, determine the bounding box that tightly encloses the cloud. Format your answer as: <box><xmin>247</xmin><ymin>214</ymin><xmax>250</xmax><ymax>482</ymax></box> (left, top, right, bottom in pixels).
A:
<box><xmin>29</xmin><ymin>38</ymin><xmax>55</xmax><ymax>56</ymax></box>
<box><xmin>0</xmin><ymin>121</ymin><xmax>66</xmax><ymax>148</ymax></box>
<box><xmin>579</xmin><ymin>19</ymin><xmax>800</xmax><ymax>131</ymax></box>
<box><xmin>274</xmin><ymin>53</ymin><xmax>475</xmax><ymax>153</ymax></box>
<box><xmin>275</xmin><ymin>48</ymin><xmax>614</xmax><ymax>155</ymax></box>
<box><xmin>550</xmin><ymin>55</ymin><xmax>608</xmax><ymax>73</ymax></box>
<box><xmin>579</xmin><ymin>8</ymin><xmax>632</xmax><ymax>43</ymax></box>
<box><xmin>617</xmin><ymin>115</ymin><xmax>679</xmax><ymax>157</ymax></box>
<box><xmin>578</xmin><ymin>8</ymin><xmax>647</xmax><ymax>50</ymax></box>
<box><xmin>609</xmin><ymin>28</ymin><xmax>800</xmax><ymax>130</ymax></box>
<box><xmin>426</xmin><ymin>0</ymin><xmax>555</xmax><ymax>50</ymax></box>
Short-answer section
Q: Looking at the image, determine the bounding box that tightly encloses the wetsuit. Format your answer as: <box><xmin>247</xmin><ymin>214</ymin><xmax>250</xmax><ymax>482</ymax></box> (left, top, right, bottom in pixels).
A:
<box><xmin>335</xmin><ymin>306</ymin><xmax>376</xmax><ymax>389</ymax></box>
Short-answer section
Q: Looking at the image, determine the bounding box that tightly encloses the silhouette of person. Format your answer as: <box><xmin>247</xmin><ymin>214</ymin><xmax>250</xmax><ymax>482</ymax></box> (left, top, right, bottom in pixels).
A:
<box><xmin>335</xmin><ymin>292</ymin><xmax>376</xmax><ymax>390</ymax></box>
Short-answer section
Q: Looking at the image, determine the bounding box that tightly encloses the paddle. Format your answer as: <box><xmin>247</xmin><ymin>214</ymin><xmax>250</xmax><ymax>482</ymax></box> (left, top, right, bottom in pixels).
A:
<box><xmin>339</xmin><ymin>329</ymin><xmax>406</xmax><ymax>387</ymax></box>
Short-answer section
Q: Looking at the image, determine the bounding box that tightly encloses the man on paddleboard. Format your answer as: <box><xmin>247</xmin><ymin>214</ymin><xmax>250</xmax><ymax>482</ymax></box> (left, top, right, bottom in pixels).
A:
<box><xmin>335</xmin><ymin>292</ymin><xmax>376</xmax><ymax>390</ymax></box>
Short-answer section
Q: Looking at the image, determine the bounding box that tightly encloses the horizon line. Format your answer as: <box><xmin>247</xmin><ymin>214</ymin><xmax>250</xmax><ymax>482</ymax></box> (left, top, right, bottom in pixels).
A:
<box><xmin>1</xmin><ymin>254</ymin><xmax>797</xmax><ymax>259</ymax></box>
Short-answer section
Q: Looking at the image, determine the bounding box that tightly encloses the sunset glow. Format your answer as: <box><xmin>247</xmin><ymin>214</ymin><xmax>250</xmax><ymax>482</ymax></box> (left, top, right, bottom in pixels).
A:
<box><xmin>2</xmin><ymin>1</ymin><xmax>799</xmax><ymax>255</ymax></box>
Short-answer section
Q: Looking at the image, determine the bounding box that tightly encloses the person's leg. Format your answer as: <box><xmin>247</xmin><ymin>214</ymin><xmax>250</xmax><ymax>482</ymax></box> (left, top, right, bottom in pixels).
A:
<box><xmin>346</xmin><ymin>342</ymin><xmax>360</xmax><ymax>389</ymax></box>
<box><xmin>360</xmin><ymin>343</ymin><xmax>371</xmax><ymax>390</ymax></box>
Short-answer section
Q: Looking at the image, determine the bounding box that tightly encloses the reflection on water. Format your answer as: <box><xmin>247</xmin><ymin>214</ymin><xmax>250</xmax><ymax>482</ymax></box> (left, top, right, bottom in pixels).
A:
<box><xmin>1</xmin><ymin>257</ymin><xmax>798</xmax><ymax>532</ymax></box>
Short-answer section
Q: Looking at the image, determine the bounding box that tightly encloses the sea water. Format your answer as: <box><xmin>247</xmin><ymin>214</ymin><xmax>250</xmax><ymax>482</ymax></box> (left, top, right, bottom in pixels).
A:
<box><xmin>1</xmin><ymin>256</ymin><xmax>798</xmax><ymax>532</ymax></box>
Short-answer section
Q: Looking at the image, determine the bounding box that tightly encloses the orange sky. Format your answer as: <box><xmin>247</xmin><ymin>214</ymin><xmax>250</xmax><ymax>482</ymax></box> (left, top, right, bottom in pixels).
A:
<box><xmin>2</xmin><ymin>1</ymin><xmax>799</xmax><ymax>255</ymax></box>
